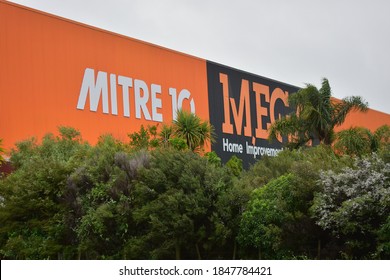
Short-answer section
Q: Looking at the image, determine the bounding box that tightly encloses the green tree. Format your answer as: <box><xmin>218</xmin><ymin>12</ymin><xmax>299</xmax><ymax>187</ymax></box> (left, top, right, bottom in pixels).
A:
<box><xmin>334</xmin><ymin>124</ymin><xmax>390</xmax><ymax>157</ymax></box>
<box><xmin>311</xmin><ymin>154</ymin><xmax>390</xmax><ymax>259</ymax></box>
<box><xmin>0</xmin><ymin>127</ymin><xmax>90</xmax><ymax>259</ymax></box>
<box><xmin>205</xmin><ymin>151</ymin><xmax>222</xmax><ymax>167</ymax></box>
<box><xmin>238</xmin><ymin>174</ymin><xmax>295</xmax><ymax>259</ymax></box>
<box><xmin>374</xmin><ymin>124</ymin><xmax>390</xmax><ymax>146</ymax></box>
<box><xmin>127</xmin><ymin>111</ymin><xmax>214</xmax><ymax>153</ymax></box>
<box><xmin>66</xmin><ymin>135</ymin><xmax>148</xmax><ymax>259</ymax></box>
<box><xmin>130</xmin><ymin>148</ymin><xmax>230</xmax><ymax>259</ymax></box>
<box><xmin>269</xmin><ymin>78</ymin><xmax>368</xmax><ymax>148</ymax></box>
<box><xmin>128</xmin><ymin>125</ymin><xmax>159</xmax><ymax>150</ymax></box>
<box><xmin>236</xmin><ymin>145</ymin><xmax>352</xmax><ymax>259</ymax></box>
<box><xmin>172</xmin><ymin>110</ymin><xmax>215</xmax><ymax>152</ymax></box>
<box><xmin>128</xmin><ymin>123</ymin><xmax>189</xmax><ymax>151</ymax></box>
<box><xmin>211</xmin><ymin>174</ymin><xmax>253</xmax><ymax>259</ymax></box>
<box><xmin>374</xmin><ymin>125</ymin><xmax>390</xmax><ymax>161</ymax></box>
<box><xmin>334</xmin><ymin>127</ymin><xmax>373</xmax><ymax>157</ymax></box>
<box><xmin>225</xmin><ymin>155</ymin><xmax>243</xmax><ymax>177</ymax></box>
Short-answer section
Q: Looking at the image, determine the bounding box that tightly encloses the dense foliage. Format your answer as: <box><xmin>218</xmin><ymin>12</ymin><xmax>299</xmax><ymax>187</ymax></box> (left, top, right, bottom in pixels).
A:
<box><xmin>269</xmin><ymin>78</ymin><xmax>368</xmax><ymax>148</ymax></box>
<box><xmin>0</xmin><ymin>138</ymin><xmax>4</xmax><ymax>164</ymax></box>
<box><xmin>311</xmin><ymin>155</ymin><xmax>390</xmax><ymax>259</ymax></box>
<box><xmin>334</xmin><ymin>125</ymin><xmax>390</xmax><ymax>157</ymax></box>
<box><xmin>0</xmin><ymin>124</ymin><xmax>389</xmax><ymax>259</ymax></box>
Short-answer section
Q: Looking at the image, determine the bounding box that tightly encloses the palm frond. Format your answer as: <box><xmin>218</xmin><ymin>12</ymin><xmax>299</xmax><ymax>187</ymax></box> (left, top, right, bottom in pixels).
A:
<box><xmin>332</xmin><ymin>96</ymin><xmax>368</xmax><ymax>127</ymax></box>
<box><xmin>334</xmin><ymin>127</ymin><xmax>372</xmax><ymax>156</ymax></box>
<box><xmin>172</xmin><ymin>109</ymin><xmax>214</xmax><ymax>152</ymax></box>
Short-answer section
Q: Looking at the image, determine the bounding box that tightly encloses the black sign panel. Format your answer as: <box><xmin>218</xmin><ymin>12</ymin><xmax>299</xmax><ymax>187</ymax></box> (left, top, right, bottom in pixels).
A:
<box><xmin>206</xmin><ymin>61</ymin><xmax>300</xmax><ymax>167</ymax></box>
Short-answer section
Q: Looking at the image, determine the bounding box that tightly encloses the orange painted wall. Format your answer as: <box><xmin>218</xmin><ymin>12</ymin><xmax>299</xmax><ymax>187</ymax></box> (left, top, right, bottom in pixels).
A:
<box><xmin>0</xmin><ymin>1</ymin><xmax>209</xmax><ymax>152</ymax></box>
<box><xmin>1</xmin><ymin>0</ymin><xmax>389</xmax><ymax>155</ymax></box>
<box><xmin>333</xmin><ymin>101</ymin><xmax>390</xmax><ymax>132</ymax></box>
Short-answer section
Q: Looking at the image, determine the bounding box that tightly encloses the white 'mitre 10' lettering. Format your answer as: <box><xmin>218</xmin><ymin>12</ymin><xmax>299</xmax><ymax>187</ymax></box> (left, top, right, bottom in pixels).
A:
<box><xmin>77</xmin><ymin>68</ymin><xmax>195</xmax><ymax>121</ymax></box>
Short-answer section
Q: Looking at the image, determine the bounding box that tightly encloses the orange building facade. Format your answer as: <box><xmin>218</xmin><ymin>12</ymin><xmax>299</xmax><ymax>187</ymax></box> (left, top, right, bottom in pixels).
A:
<box><xmin>1</xmin><ymin>1</ymin><xmax>389</xmax><ymax>165</ymax></box>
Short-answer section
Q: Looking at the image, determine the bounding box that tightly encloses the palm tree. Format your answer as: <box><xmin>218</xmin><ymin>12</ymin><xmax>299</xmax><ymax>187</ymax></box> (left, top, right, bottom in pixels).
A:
<box><xmin>334</xmin><ymin>127</ymin><xmax>373</xmax><ymax>156</ymax></box>
<box><xmin>268</xmin><ymin>78</ymin><xmax>368</xmax><ymax>148</ymax></box>
<box><xmin>172</xmin><ymin>110</ymin><xmax>215</xmax><ymax>152</ymax></box>
<box><xmin>334</xmin><ymin>124</ymin><xmax>390</xmax><ymax>157</ymax></box>
<box><xmin>374</xmin><ymin>124</ymin><xmax>390</xmax><ymax>146</ymax></box>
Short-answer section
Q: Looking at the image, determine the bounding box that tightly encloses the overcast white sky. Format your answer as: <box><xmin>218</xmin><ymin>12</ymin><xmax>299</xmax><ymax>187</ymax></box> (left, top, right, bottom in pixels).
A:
<box><xmin>8</xmin><ymin>0</ymin><xmax>390</xmax><ymax>114</ymax></box>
